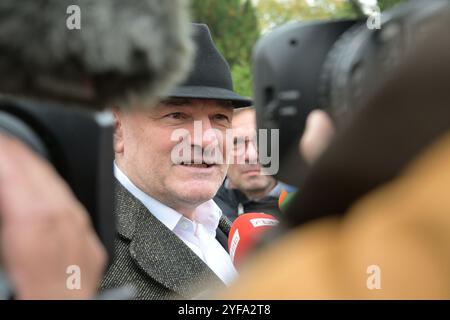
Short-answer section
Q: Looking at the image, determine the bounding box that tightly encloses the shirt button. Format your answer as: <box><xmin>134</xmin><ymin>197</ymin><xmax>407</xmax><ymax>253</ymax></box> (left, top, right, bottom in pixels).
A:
<box><xmin>180</xmin><ymin>221</ymin><xmax>190</xmax><ymax>230</ymax></box>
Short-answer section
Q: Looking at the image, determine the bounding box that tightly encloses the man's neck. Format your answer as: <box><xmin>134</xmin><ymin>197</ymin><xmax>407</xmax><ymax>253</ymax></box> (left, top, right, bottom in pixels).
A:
<box><xmin>174</xmin><ymin>206</ymin><xmax>196</xmax><ymax>221</ymax></box>
<box><xmin>243</xmin><ymin>179</ymin><xmax>277</xmax><ymax>200</ymax></box>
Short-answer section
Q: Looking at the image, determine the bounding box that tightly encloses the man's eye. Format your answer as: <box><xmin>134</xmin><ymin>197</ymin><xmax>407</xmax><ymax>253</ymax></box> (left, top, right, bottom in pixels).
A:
<box><xmin>233</xmin><ymin>137</ymin><xmax>245</xmax><ymax>147</ymax></box>
<box><xmin>166</xmin><ymin>112</ymin><xmax>187</xmax><ymax>120</ymax></box>
<box><xmin>213</xmin><ymin>114</ymin><xmax>230</xmax><ymax>122</ymax></box>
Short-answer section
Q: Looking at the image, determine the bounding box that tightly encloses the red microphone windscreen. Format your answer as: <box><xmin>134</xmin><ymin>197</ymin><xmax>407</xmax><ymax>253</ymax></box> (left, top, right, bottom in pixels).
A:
<box><xmin>228</xmin><ymin>213</ymin><xmax>279</xmax><ymax>267</ymax></box>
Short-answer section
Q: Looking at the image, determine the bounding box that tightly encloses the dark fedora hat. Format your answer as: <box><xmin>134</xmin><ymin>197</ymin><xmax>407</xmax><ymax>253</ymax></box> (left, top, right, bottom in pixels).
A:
<box><xmin>169</xmin><ymin>23</ymin><xmax>252</xmax><ymax>108</ymax></box>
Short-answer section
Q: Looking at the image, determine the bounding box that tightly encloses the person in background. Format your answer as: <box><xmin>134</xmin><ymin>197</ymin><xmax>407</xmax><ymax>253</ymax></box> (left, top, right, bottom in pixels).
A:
<box><xmin>214</xmin><ymin>107</ymin><xmax>296</xmax><ymax>222</ymax></box>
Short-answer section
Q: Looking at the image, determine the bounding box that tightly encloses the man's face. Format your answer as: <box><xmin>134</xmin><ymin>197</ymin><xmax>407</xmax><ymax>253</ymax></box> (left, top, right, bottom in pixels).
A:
<box><xmin>227</xmin><ymin>109</ymin><xmax>275</xmax><ymax>195</ymax></box>
<box><xmin>114</xmin><ymin>99</ymin><xmax>233</xmax><ymax>212</ymax></box>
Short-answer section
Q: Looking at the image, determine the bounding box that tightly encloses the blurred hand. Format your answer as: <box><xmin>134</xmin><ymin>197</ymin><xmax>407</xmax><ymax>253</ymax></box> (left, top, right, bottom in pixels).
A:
<box><xmin>299</xmin><ymin>109</ymin><xmax>335</xmax><ymax>165</ymax></box>
<box><xmin>0</xmin><ymin>134</ymin><xmax>107</xmax><ymax>299</ymax></box>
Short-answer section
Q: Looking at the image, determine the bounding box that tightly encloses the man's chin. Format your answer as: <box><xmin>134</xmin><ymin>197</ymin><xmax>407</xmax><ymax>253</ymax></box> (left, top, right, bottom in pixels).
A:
<box><xmin>243</xmin><ymin>177</ymin><xmax>270</xmax><ymax>187</ymax></box>
<box><xmin>173</xmin><ymin>181</ymin><xmax>220</xmax><ymax>203</ymax></box>
<box><xmin>241</xmin><ymin>181</ymin><xmax>272</xmax><ymax>193</ymax></box>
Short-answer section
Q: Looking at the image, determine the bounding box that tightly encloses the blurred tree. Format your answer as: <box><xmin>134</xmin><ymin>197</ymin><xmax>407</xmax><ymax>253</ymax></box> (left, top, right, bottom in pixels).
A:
<box><xmin>255</xmin><ymin>0</ymin><xmax>361</xmax><ymax>33</ymax></box>
<box><xmin>231</xmin><ymin>63</ymin><xmax>252</xmax><ymax>98</ymax></box>
<box><xmin>190</xmin><ymin>0</ymin><xmax>260</xmax><ymax>97</ymax></box>
<box><xmin>377</xmin><ymin>0</ymin><xmax>408</xmax><ymax>11</ymax></box>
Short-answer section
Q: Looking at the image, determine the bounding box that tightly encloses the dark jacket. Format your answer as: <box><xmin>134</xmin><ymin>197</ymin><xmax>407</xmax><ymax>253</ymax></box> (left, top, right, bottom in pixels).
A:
<box><xmin>214</xmin><ymin>187</ymin><xmax>280</xmax><ymax>222</ymax></box>
<box><xmin>100</xmin><ymin>181</ymin><xmax>231</xmax><ymax>300</ymax></box>
<box><xmin>214</xmin><ymin>181</ymin><xmax>296</xmax><ymax>222</ymax></box>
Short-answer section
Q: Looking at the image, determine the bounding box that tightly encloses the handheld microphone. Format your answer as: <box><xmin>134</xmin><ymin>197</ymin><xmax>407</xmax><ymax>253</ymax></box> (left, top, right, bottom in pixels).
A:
<box><xmin>228</xmin><ymin>213</ymin><xmax>279</xmax><ymax>267</ymax></box>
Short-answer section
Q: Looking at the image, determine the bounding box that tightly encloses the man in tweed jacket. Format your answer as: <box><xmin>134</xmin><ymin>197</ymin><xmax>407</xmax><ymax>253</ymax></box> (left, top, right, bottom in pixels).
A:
<box><xmin>100</xmin><ymin>24</ymin><xmax>252</xmax><ymax>299</ymax></box>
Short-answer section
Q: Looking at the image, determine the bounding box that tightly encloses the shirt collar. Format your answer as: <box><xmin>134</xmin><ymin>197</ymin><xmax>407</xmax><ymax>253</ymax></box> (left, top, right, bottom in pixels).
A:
<box><xmin>193</xmin><ymin>199</ymin><xmax>222</xmax><ymax>234</ymax></box>
<box><xmin>114</xmin><ymin>163</ymin><xmax>222</xmax><ymax>233</ymax></box>
<box><xmin>268</xmin><ymin>181</ymin><xmax>285</xmax><ymax>197</ymax></box>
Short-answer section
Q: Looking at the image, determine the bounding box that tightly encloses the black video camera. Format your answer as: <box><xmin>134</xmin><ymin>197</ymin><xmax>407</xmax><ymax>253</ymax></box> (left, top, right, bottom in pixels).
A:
<box><xmin>253</xmin><ymin>0</ymin><xmax>450</xmax><ymax>185</ymax></box>
<box><xmin>0</xmin><ymin>96</ymin><xmax>115</xmax><ymax>257</ymax></box>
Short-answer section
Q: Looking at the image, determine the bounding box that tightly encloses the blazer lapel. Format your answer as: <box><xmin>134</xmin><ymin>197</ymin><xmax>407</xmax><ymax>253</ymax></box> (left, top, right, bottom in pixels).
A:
<box><xmin>115</xmin><ymin>182</ymin><xmax>225</xmax><ymax>297</ymax></box>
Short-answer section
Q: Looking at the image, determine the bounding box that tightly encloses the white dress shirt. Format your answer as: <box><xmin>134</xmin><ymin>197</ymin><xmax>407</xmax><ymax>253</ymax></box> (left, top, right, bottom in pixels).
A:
<box><xmin>114</xmin><ymin>164</ymin><xmax>238</xmax><ymax>285</ymax></box>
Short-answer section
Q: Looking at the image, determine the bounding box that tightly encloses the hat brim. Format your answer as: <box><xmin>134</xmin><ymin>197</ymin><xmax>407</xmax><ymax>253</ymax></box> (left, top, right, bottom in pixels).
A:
<box><xmin>169</xmin><ymin>86</ymin><xmax>252</xmax><ymax>108</ymax></box>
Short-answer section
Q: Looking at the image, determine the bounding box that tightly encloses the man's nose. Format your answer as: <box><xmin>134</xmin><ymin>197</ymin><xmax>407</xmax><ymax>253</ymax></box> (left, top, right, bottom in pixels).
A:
<box><xmin>192</xmin><ymin>117</ymin><xmax>220</xmax><ymax>149</ymax></box>
<box><xmin>245</xmin><ymin>139</ymin><xmax>258</xmax><ymax>164</ymax></box>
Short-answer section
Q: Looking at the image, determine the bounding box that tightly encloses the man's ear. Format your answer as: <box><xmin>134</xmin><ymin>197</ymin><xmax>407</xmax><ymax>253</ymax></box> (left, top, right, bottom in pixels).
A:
<box><xmin>112</xmin><ymin>109</ymin><xmax>124</xmax><ymax>154</ymax></box>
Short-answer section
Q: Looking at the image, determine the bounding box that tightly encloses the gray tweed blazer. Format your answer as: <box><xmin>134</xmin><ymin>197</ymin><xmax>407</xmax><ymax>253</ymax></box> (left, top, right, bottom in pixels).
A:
<box><xmin>100</xmin><ymin>181</ymin><xmax>232</xmax><ymax>300</ymax></box>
